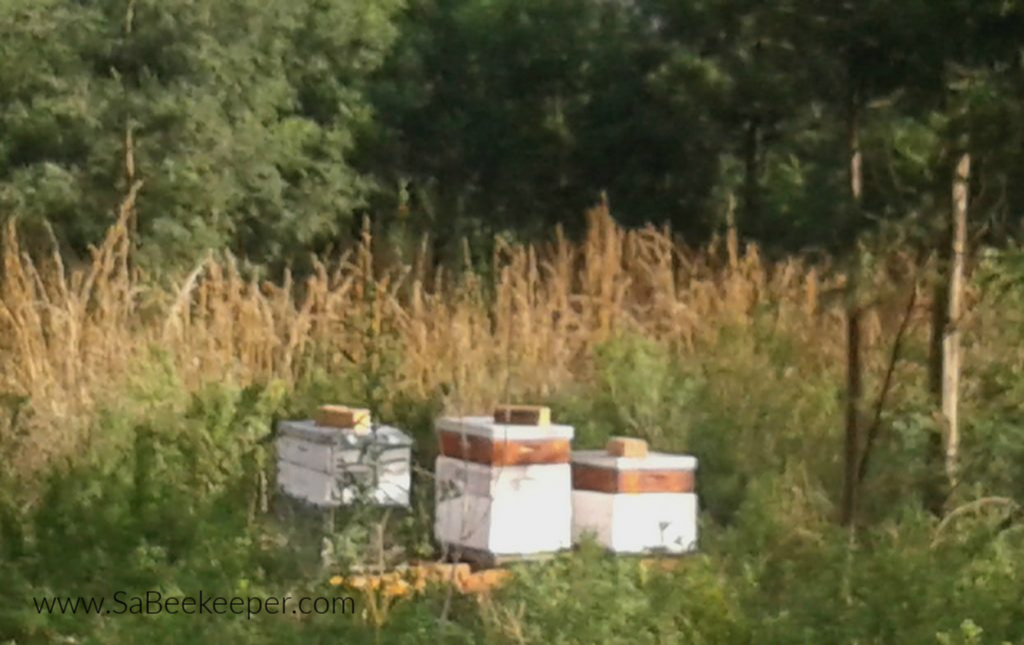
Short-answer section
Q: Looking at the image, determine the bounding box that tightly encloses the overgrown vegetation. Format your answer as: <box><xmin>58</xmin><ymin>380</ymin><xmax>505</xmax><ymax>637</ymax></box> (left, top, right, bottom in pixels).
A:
<box><xmin>3</xmin><ymin>0</ymin><xmax>1024</xmax><ymax>642</ymax></box>
<box><xmin>2</xmin><ymin>206</ymin><xmax>1024</xmax><ymax>643</ymax></box>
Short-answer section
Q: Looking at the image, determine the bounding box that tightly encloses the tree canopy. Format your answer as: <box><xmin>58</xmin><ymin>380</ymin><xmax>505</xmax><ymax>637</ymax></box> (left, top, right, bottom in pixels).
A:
<box><xmin>2</xmin><ymin>0</ymin><xmax>1023</xmax><ymax>269</ymax></box>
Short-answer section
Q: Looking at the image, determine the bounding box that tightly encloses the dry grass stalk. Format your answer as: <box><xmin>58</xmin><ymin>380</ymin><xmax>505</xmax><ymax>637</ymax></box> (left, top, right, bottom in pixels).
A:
<box><xmin>1</xmin><ymin>202</ymin><xmax>960</xmax><ymax>475</ymax></box>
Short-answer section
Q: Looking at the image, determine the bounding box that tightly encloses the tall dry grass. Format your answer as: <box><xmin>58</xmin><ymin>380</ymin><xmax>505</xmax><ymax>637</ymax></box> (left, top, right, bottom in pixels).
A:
<box><xmin>1</xmin><ymin>200</ymin><xmax>944</xmax><ymax>476</ymax></box>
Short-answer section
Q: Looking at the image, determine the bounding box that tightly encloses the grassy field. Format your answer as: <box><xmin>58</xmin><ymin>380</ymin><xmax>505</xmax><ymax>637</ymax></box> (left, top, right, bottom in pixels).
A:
<box><xmin>2</xmin><ymin>204</ymin><xmax>1024</xmax><ymax>644</ymax></box>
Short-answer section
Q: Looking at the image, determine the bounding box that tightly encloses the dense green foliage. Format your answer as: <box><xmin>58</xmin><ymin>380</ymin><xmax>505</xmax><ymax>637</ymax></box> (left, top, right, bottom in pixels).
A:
<box><xmin>1</xmin><ymin>0</ymin><xmax>400</xmax><ymax>268</ymax></box>
<box><xmin>3</xmin><ymin>0</ymin><xmax>1024</xmax><ymax>269</ymax></box>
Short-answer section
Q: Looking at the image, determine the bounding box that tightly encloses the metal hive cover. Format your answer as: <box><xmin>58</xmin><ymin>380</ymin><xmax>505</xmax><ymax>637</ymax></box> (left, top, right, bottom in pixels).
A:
<box><xmin>276</xmin><ymin>419</ymin><xmax>414</xmax><ymax>447</ymax></box>
<box><xmin>570</xmin><ymin>450</ymin><xmax>698</xmax><ymax>472</ymax></box>
<box><xmin>435</xmin><ymin>416</ymin><xmax>575</xmax><ymax>441</ymax></box>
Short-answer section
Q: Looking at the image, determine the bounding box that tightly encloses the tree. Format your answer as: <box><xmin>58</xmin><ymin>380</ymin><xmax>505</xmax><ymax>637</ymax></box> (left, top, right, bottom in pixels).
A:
<box><xmin>0</xmin><ymin>0</ymin><xmax>402</xmax><ymax>271</ymax></box>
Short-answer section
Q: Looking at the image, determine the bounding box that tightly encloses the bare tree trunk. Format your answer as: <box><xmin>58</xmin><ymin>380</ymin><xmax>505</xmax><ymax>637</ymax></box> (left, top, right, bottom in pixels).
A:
<box><xmin>857</xmin><ymin>284</ymin><xmax>918</xmax><ymax>485</ymax></box>
<box><xmin>925</xmin><ymin>272</ymin><xmax>947</xmax><ymax>514</ymax></box>
<box><xmin>841</xmin><ymin>101</ymin><xmax>863</xmax><ymax>527</ymax></box>
<box><xmin>123</xmin><ymin>0</ymin><xmax>138</xmax><ymax>272</ymax></box>
<box><xmin>743</xmin><ymin>118</ymin><xmax>760</xmax><ymax>225</ymax></box>
<box><xmin>943</xmin><ymin>152</ymin><xmax>970</xmax><ymax>493</ymax></box>
<box><xmin>842</xmin><ymin>306</ymin><xmax>862</xmax><ymax>526</ymax></box>
<box><xmin>725</xmin><ymin>192</ymin><xmax>739</xmax><ymax>270</ymax></box>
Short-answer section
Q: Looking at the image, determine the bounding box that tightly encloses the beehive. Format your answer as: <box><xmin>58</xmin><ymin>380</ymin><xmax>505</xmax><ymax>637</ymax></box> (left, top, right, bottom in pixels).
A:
<box><xmin>434</xmin><ymin>407</ymin><xmax>574</xmax><ymax>561</ymax></box>
<box><xmin>276</xmin><ymin>407</ymin><xmax>412</xmax><ymax>507</ymax></box>
<box><xmin>570</xmin><ymin>439</ymin><xmax>698</xmax><ymax>554</ymax></box>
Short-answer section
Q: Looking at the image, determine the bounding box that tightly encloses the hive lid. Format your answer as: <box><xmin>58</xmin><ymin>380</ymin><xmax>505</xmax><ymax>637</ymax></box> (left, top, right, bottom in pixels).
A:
<box><xmin>277</xmin><ymin>419</ymin><xmax>413</xmax><ymax>447</ymax></box>
<box><xmin>436</xmin><ymin>416</ymin><xmax>574</xmax><ymax>441</ymax></box>
<box><xmin>570</xmin><ymin>449</ymin><xmax>697</xmax><ymax>472</ymax></box>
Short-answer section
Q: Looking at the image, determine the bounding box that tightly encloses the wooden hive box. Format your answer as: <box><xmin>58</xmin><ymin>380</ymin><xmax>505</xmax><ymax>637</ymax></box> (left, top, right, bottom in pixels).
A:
<box><xmin>276</xmin><ymin>411</ymin><xmax>413</xmax><ymax>507</ymax></box>
<box><xmin>436</xmin><ymin>406</ymin><xmax>570</xmax><ymax>466</ymax></box>
<box><xmin>570</xmin><ymin>439</ymin><xmax>698</xmax><ymax>555</ymax></box>
<box><xmin>434</xmin><ymin>408</ymin><xmax>574</xmax><ymax>561</ymax></box>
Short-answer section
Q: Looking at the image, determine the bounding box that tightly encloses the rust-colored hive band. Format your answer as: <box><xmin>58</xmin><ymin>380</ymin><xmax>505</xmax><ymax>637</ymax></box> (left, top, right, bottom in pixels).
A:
<box><xmin>438</xmin><ymin>431</ymin><xmax>570</xmax><ymax>466</ymax></box>
<box><xmin>571</xmin><ymin>464</ymin><xmax>695</xmax><ymax>494</ymax></box>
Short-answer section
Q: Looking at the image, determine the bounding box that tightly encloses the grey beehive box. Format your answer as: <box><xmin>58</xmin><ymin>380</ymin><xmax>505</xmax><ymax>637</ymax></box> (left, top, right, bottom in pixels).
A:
<box><xmin>276</xmin><ymin>420</ymin><xmax>413</xmax><ymax>507</ymax></box>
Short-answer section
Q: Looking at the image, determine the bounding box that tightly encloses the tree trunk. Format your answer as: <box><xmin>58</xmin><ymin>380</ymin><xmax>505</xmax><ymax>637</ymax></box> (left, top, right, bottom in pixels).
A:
<box><xmin>943</xmin><ymin>152</ymin><xmax>970</xmax><ymax>493</ymax></box>
<box><xmin>842</xmin><ymin>306</ymin><xmax>862</xmax><ymax>526</ymax></box>
<box><xmin>743</xmin><ymin>118</ymin><xmax>760</xmax><ymax>226</ymax></box>
<box><xmin>841</xmin><ymin>101</ymin><xmax>863</xmax><ymax>527</ymax></box>
<box><xmin>123</xmin><ymin>0</ymin><xmax>138</xmax><ymax>272</ymax></box>
<box><xmin>725</xmin><ymin>192</ymin><xmax>739</xmax><ymax>270</ymax></box>
<box><xmin>925</xmin><ymin>273</ymin><xmax>947</xmax><ymax>514</ymax></box>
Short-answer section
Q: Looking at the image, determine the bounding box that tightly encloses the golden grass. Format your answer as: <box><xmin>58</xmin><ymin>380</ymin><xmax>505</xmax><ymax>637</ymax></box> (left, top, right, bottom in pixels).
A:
<box><xmin>0</xmin><ymin>200</ymin><xmax>972</xmax><ymax>476</ymax></box>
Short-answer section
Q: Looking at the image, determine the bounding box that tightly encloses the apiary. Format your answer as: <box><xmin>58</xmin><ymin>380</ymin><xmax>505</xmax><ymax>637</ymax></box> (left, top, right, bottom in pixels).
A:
<box><xmin>570</xmin><ymin>437</ymin><xmax>698</xmax><ymax>555</ymax></box>
<box><xmin>276</xmin><ymin>405</ymin><xmax>413</xmax><ymax>507</ymax></box>
<box><xmin>434</xmin><ymin>405</ymin><xmax>574</xmax><ymax>563</ymax></box>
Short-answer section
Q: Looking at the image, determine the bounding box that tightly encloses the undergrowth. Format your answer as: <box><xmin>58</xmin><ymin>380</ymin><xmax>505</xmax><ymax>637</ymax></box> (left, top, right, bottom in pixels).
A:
<box><xmin>2</xmin><ymin>216</ymin><xmax>1024</xmax><ymax>643</ymax></box>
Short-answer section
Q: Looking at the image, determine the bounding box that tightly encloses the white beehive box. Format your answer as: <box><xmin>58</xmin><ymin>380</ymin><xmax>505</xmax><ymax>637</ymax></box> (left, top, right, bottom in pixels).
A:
<box><xmin>571</xmin><ymin>440</ymin><xmax>698</xmax><ymax>554</ymax></box>
<box><xmin>434</xmin><ymin>456</ymin><xmax>572</xmax><ymax>554</ymax></box>
<box><xmin>276</xmin><ymin>418</ymin><xmax>413</xmax><ymax>507</ymax></box>
<box><xmin>434</xmin><ymin>407</ymin><xmax>574</xmax><ymax>560</ymax></box>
